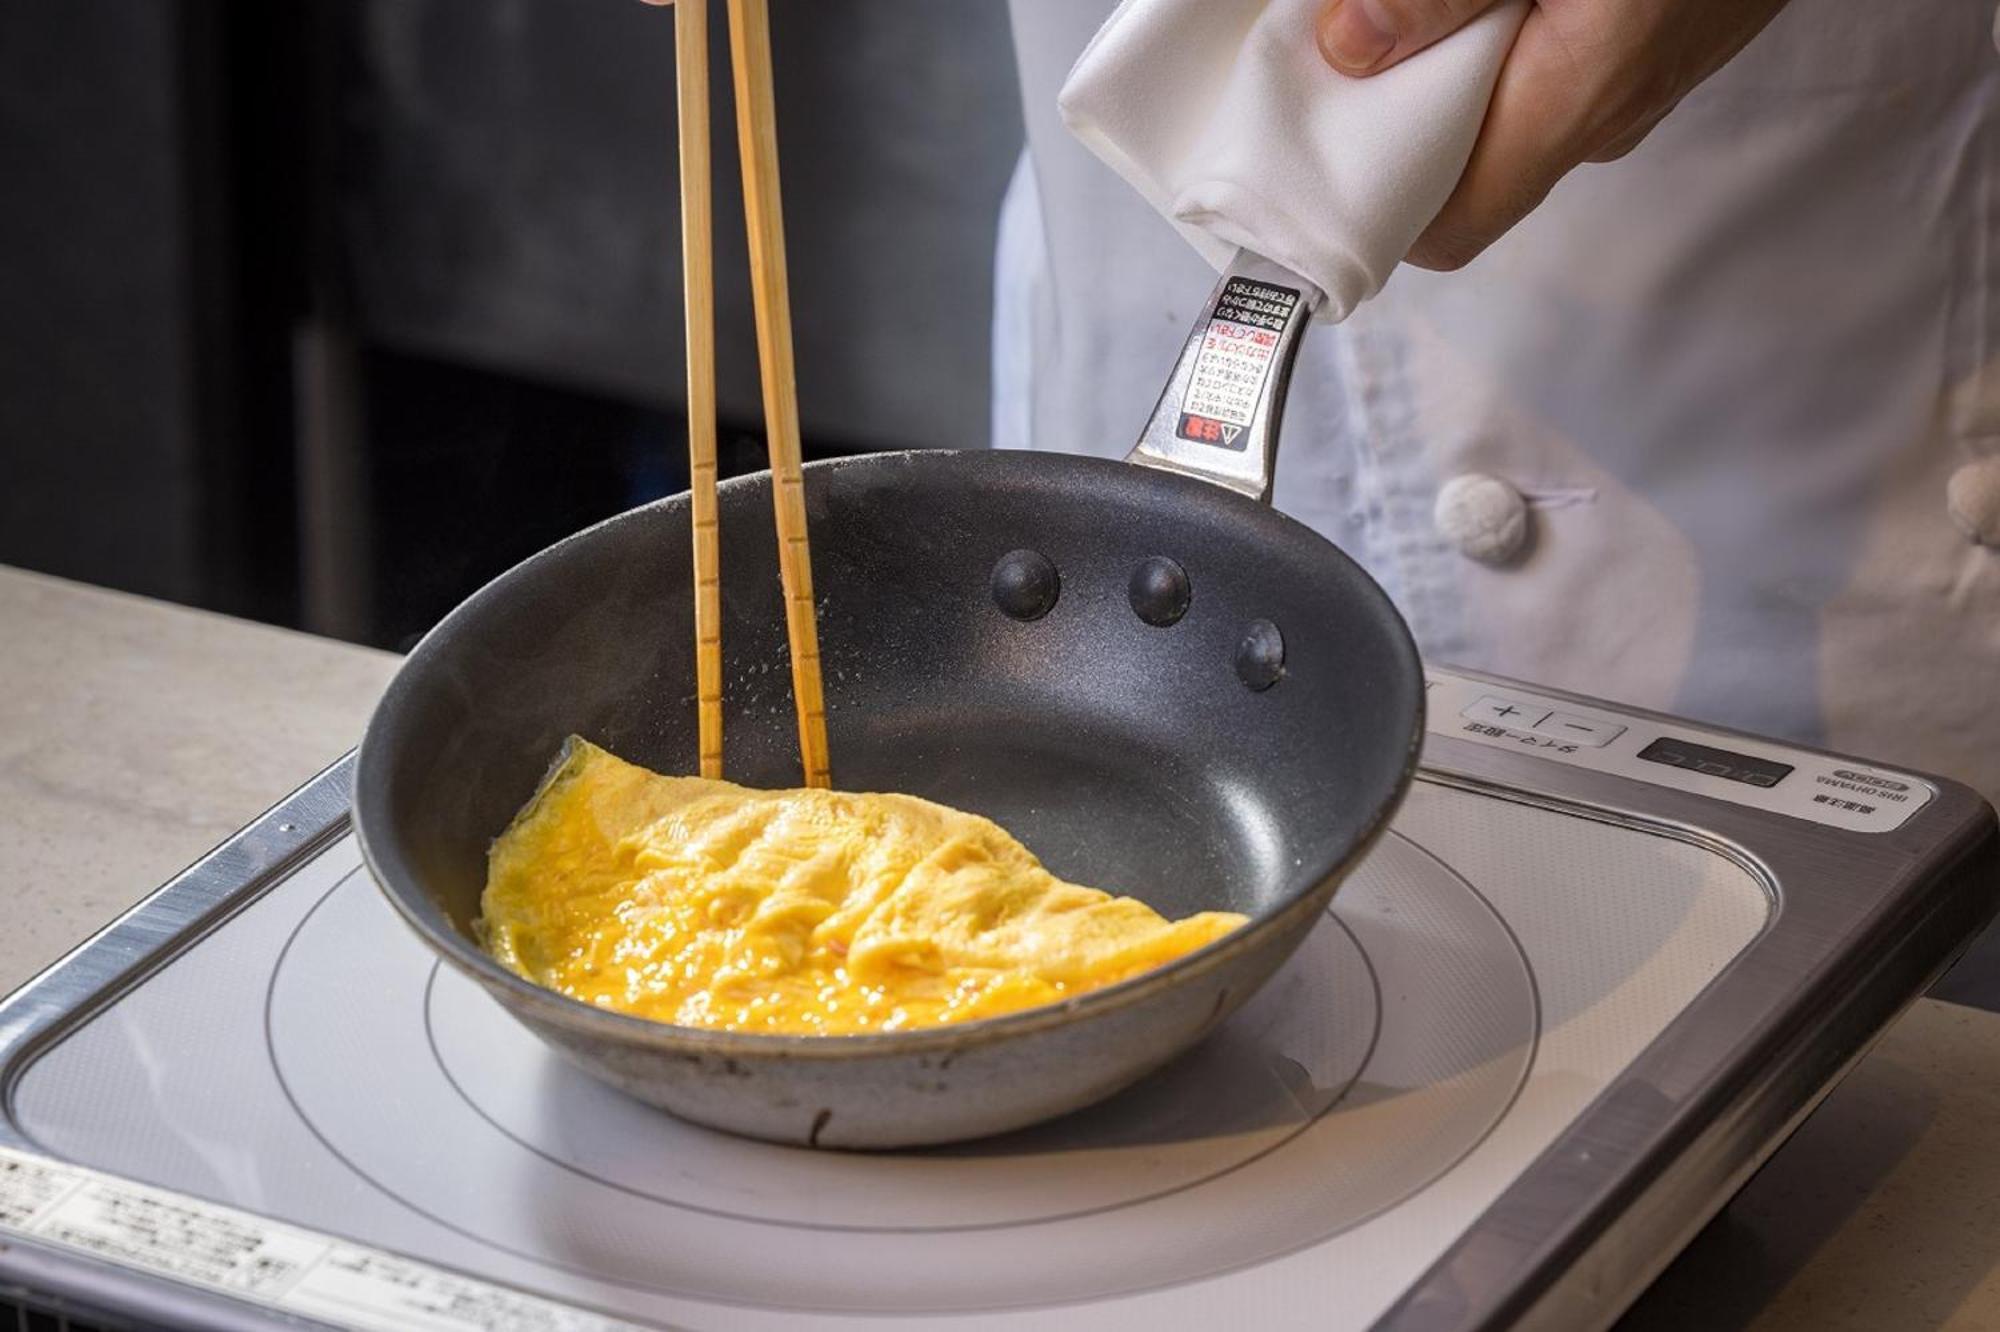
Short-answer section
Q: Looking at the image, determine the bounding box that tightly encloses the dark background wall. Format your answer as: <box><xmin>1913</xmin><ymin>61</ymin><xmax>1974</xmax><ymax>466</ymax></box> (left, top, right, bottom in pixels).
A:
<box><xmin>0</xmin><ymin>1</ymin><xmax>209</xmax><ymax>609</ymax></box>
<box><xmin>0</xmin><ymin>0</ymin><xmax>1024</xmax><ymax>649</ymax></box>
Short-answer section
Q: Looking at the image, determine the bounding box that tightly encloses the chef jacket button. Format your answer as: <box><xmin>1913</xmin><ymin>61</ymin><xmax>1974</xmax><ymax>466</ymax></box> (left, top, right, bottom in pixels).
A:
<box><xmin>1948</xmin><ymin>458</ymin><xmax>2000</xmax><ymax>547</ymax></box>
<box><xmin>1435</xmin><ymin>473</ymin><xmax>1529</xmax><ymax>565</ymax></box>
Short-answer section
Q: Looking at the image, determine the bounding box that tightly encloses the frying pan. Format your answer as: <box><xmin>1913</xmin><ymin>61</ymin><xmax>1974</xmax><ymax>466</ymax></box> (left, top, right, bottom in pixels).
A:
<box><xmin>353</xmin><ymin>252</ymin><xmax>1424</xmax><ymax>1148</ymax></box>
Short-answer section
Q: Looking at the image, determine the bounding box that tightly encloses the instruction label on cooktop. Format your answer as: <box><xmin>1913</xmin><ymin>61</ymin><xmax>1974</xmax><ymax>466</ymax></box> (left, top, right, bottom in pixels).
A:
<box><xmin>0</xmin><ymin>1145</ymin><xmax>640</xmax><ymax>1331</ymax></box>
<box><xmin>1177</xmin><ymin>278</ymin><xmax>1299</xmax><ymax>450</ymax></box>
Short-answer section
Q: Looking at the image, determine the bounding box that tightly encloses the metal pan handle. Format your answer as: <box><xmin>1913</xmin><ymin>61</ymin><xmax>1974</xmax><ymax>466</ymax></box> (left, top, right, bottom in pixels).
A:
<box><xmin>1126</xmin><ymin>250</ymin><xmax>1325</xmax><ymax>506</ymax></box>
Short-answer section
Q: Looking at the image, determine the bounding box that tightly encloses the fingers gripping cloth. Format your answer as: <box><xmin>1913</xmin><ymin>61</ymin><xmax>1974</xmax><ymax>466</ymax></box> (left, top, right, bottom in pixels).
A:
<box><xmin>1058</xmin><ymin>0</ymin><xmax>1528</xmax><ymax>321</ymax></box>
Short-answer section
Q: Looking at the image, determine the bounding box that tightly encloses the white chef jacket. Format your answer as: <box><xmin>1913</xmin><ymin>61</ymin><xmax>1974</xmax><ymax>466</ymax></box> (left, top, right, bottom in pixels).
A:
<box><xmin>996</xmin><ymin>0</ymin><xmax>2000</xmax><ymax>806</ymax></box>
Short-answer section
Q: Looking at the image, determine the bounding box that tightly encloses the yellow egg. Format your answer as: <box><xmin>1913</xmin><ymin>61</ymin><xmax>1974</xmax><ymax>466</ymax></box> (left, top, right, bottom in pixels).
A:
<box><xmin>479</xmin><ymin>739</ymin><xmax>1247</xmax><ymax>1035</ymax></box>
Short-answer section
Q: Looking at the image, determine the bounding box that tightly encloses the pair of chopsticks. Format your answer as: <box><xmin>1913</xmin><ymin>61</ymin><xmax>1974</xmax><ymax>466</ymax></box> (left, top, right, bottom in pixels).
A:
<box><xmin>672</xmin><ymin>0</ymin><xmax>830</xmax><ymax>789</ymax></box>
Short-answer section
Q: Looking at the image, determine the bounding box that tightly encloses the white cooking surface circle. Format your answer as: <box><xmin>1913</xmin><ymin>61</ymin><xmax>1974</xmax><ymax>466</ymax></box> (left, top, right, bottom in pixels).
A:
<box><xmin>266</xmin><ymin>833</ymin><xmax>1536</xmax><ymax>1311</ymax></box>
<box><xmin>10</xmin><ymin>768</ymin><xmax>1772</xmax><ymax>1329</ymax></box>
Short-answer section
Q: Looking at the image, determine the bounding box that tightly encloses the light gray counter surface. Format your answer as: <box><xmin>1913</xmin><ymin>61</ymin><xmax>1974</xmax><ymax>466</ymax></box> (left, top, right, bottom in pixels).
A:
<box><xmin>3</xmin><ymin>562</ymin><xmax>1998</xmax><ymax>1330</ymax></box>
<box><xmin>0</xmin><ymin>566</ymin><xmax>398</xmax><ymax>992</ymax></box>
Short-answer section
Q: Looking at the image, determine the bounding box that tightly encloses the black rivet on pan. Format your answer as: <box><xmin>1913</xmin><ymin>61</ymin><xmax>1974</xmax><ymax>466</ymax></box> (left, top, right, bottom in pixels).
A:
<box><xmin>1236</xmin><ymin>619</ymin><xmax>1286</xmax><ymax>691</ymax></box>
<box><xmin>1128</xmin><ymin>556</ymin><xmax>1191</xmax><ymax>627</ymax></box>
<box><xmin>990</xmin><ymin>549</ymin><xmax>1060</xmax><ymax>622</ymax></box>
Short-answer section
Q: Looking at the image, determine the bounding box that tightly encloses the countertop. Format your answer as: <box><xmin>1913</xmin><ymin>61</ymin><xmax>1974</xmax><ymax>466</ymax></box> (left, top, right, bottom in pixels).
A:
<box><xmin>3</xmin><ymin>562</ymin><xmax>1999</xmax><ymax>1330</ymax></box>
<box><xmin>0</xmin><ymin>566</ymin><xmax>399</xmax><ymax>992</ymax></box>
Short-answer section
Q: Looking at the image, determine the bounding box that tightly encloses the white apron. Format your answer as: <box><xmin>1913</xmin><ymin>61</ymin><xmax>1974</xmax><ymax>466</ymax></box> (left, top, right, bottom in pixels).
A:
<box><xmin>997</xmin><ymin>0</ymin><xmax>2000</xmax><ymax>805</ymax></box>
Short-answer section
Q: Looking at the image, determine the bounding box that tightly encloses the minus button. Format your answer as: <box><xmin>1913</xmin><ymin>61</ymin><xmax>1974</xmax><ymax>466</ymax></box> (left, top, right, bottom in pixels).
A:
<box><xmin>1533</xmin><ymin>711</ymin><xmax>1627</xmax><ymax>748</ymax></box>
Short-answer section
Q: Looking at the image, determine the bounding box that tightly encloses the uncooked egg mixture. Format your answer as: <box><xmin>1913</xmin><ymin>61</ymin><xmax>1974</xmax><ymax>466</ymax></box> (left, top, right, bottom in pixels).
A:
<box><xmin>480</xmin><ymin>740</ymin><xmax>1247</xmax><ymax>1035</ymax></box>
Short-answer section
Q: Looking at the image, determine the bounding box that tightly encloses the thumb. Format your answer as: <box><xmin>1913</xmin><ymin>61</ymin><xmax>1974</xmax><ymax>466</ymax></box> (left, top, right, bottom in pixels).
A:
<box><xmin>1316</xmin><ymin>0</ymin><xmax>1504</xmax><ymax>76</ymax></box>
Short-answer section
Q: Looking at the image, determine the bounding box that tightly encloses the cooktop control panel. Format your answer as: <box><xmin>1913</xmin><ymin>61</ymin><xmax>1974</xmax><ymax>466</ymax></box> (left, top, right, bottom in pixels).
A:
<box><xmin>1422</xmin><ymin>669</ymin><xmax>1933</xmax><ymax>834</ymax></box>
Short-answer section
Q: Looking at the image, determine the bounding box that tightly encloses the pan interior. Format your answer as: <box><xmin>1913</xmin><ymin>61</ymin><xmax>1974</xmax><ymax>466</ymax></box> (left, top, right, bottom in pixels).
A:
<box><xmin>357</xmin><ymin>450</ymin><xmax>1421</xmax><ymax>975</ymax></box>
<box><xmin>735</xmin><ymin>704</ymin><xmax>1294</xmax><ymax>922</ymax></box>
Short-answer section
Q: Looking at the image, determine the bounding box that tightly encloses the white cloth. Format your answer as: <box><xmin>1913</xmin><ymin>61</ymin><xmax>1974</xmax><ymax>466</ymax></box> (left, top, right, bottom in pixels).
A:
<box><xmin>999</xmin><ymin>0</ymin><xmax>2000</xmax><ymax>809</ymax></box>
<box><xmin>1056</xmin><ymin>0</ymin><xmax>1527</xmax><ymax>318</ymax></box>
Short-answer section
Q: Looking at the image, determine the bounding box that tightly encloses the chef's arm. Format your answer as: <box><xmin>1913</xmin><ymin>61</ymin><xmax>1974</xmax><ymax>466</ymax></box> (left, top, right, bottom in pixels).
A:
<box><xmin>1315</xmin><ymin>0</ymin><xmax>1791</xmax><ymax>270</ymax></box>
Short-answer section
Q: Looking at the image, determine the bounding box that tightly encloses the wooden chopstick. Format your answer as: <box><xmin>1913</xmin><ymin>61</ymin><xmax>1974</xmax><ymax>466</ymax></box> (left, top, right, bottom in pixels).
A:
<box><xmin>674</xmin><ymin>0</ymin><xmax>724</xmax><ymax>780</ymax></box>
<box><xmin>725</xmin><ymin>0</ymin><xmax>832</xmax><ymax>789</ymax></box>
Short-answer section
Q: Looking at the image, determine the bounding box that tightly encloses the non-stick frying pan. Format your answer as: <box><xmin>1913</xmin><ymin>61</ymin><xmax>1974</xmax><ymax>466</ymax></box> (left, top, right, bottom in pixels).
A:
<box><xmin>353</xmin><ymin>252</ymin><xmax>1424</xmax><ymax>1148</ymax></box>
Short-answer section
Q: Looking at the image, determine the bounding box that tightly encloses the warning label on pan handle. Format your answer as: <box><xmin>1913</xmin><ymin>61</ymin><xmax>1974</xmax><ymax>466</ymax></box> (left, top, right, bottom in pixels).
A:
<box><xmin>1177</xmin><ymin>277</ymin><xmax>1301</xmax><ymax>451</ymax></box>
<box><xmin>0</xmin><ymin>1146</ymin><xmax>648</xmax><ymax>1330</ymax></box>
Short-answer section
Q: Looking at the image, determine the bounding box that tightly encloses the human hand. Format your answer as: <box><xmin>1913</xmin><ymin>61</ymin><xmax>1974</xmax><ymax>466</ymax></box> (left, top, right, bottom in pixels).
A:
<box><xmin>1315</xmin><ymin>0</ymin><xmax>1793</xmax><ymax>270</ymax></box>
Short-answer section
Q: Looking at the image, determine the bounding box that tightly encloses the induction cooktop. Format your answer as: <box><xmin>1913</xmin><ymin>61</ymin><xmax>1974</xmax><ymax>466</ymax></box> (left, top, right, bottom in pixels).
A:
<box><xmin>1</xmin><ymin>666</ymin><xmax>1993</xmax><ymax>1331</ymax></box>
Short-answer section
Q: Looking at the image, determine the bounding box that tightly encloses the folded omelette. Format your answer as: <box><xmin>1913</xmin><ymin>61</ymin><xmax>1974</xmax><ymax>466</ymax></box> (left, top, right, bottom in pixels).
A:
<box><xmin>480</xmin><ymin>739</ymin><xmax>1246</xmax><ymax>1035</ymax></box>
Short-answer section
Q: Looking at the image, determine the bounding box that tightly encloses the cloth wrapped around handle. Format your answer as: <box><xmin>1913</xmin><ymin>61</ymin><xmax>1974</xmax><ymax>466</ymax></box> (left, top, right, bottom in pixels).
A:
<box><xmin>1058</xmin><ymin>0</ymin><xmax>1528</xmax><ymax>321</ymax></box>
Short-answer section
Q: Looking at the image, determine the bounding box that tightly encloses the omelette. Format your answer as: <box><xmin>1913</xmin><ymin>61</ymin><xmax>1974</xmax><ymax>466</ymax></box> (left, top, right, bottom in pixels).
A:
<box><xmin>479</xmin><ymin>739</ymin><xmax>1247</xmax><ymax>1035</ymax></box>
